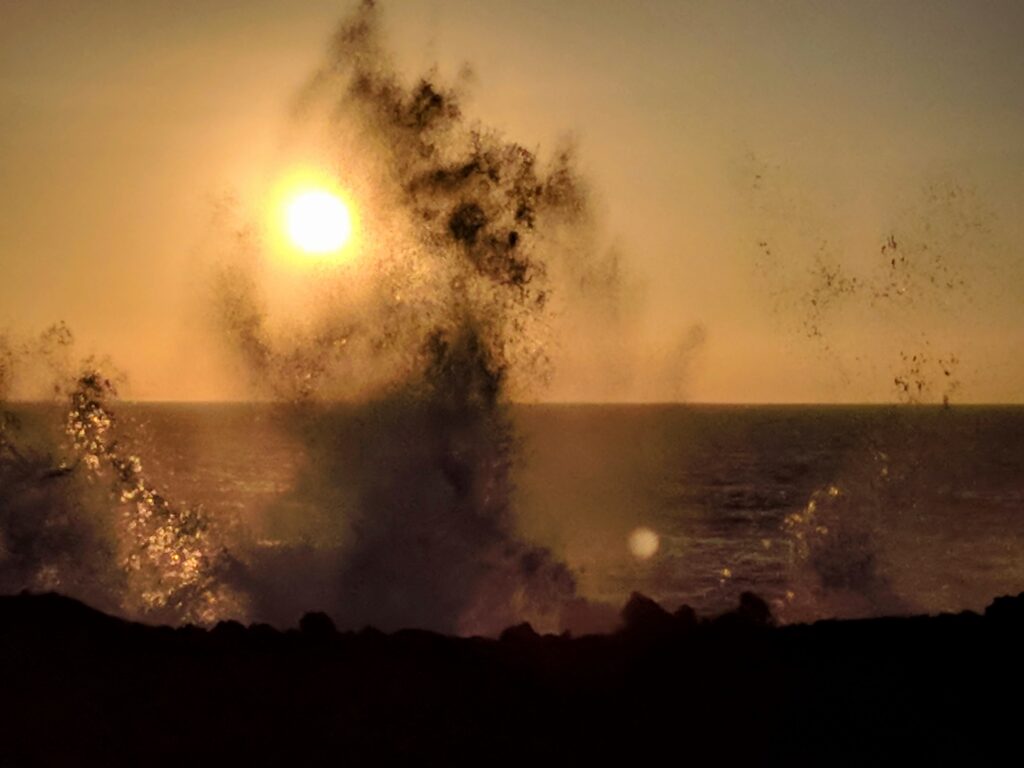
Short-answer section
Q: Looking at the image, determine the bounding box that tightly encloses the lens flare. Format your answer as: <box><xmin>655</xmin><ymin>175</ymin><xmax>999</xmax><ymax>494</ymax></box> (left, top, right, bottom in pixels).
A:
<box><xmin>285</xmin><ymin>190</ymin><xmax>353</xmax><ymax>254</ymax></box>
<box><xmin>628</xmin><ymin>527</ymin><xmax>660</xmax><ymax>560</ymax></box>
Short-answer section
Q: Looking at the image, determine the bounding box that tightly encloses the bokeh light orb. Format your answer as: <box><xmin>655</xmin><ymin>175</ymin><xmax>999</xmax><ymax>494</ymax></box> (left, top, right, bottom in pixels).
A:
<box><xmin>628</xmin><ymin>527</ymin><xmax>660</xmax><ymax>560</ymax></box>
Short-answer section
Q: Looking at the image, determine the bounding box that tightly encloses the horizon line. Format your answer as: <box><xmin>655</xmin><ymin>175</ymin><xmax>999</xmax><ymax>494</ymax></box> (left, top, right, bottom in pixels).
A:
<box><xmin>6</xmin><ymin>398</ymin><xmax>1024</xmax><ymax>408</ymax></box>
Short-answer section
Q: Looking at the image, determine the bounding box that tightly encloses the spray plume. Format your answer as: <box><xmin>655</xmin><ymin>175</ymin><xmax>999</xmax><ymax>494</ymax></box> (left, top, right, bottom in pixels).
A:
<box><xmin>212</xmin><ymin>1</ymin><xmax>618</xmax><ymax>633</ymax></box>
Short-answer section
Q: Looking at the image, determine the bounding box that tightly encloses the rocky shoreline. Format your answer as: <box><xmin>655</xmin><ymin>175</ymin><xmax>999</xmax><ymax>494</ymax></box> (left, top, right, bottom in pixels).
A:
<box><xmin>2</xmin><ymin>590</ymin><xmax>1022</xmax><ymax>765</ymax></box>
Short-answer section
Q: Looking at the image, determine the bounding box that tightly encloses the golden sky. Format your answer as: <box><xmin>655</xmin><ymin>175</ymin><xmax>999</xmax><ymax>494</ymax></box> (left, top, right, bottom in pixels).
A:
<box><xmin>1</xmin><ymin>0</ymin><xmax>1022</xmax><ymax>402</ymax></box>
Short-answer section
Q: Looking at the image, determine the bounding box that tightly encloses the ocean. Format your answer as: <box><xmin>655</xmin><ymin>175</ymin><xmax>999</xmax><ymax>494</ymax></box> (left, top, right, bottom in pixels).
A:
<box><xmin>43</xmin><ymin>402</ymin><xmax>1014</xmax><ymax>628</ymax></box>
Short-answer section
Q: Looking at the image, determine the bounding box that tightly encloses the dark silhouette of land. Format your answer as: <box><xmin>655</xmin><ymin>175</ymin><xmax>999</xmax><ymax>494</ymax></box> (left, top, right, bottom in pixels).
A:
<box><xmin>2</xmin><ymin>590</ymin><xmax>1022</xmax><ymax>765</ymax></box>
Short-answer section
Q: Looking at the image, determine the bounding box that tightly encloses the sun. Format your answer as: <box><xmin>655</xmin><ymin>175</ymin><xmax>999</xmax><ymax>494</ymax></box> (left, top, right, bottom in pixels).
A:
<box><xmin>284</xmin><ymin>189</ymin><xmax>353</xmax><ymax>255</ymax></box>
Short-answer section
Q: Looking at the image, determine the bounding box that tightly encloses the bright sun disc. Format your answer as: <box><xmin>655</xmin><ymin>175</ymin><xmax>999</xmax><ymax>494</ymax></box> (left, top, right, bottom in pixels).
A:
<box><xmin>285</xmin><ymin>190</ymin><xmax>352</xmax><ymax>254</ymax></box>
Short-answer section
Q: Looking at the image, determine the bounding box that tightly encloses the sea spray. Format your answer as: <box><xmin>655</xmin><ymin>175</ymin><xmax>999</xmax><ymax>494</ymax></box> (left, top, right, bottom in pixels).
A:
<box><xmin>1</xmin><ymin>327</ymin><xmax>118</xmax><ymax>605</ymax></box>
<box><xmin>750</xmin><ymin>169</ymin><xmax>987</xmax><ymax>617</ymax></box>
<box><xmin>0</xmin><ymin>326</ymin><xmax>243</xmax><ymax>624</ymax></box>
<box><xmin>213</xmin><ymin>1</ymin><xmax>617</xmax><ymax>633</ymax></box>
<box><xmin>64</xmin><ymin>371</ymin><xmax>246</xmax><ymax>624</ymax></box>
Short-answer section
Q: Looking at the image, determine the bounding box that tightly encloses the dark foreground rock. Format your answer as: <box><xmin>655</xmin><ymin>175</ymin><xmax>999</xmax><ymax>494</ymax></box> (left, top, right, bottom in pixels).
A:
<box><xmin>1</xmin><ymin>591</ymin><xmax>1023</xmax><ymax>766</ymax></box>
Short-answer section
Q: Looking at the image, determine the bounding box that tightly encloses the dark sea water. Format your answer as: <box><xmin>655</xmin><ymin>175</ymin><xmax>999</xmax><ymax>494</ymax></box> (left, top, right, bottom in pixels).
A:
<box><xmin>93</xmin><ymin>403</ymin><xmax>1024</xmax><ymax>625</ymax></box>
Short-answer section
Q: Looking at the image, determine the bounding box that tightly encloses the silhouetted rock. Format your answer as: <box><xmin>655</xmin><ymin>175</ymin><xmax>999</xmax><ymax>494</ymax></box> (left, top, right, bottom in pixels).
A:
<box><xmin>499</xmin><ymin>622</ymin><xmax>539</xmax><ymax>643</ymax></box>
<box><xmin>673</xmin><ymin>603</ymin><xmax>698</xmax><ymax>629</ymax></box>
<box><xmin>621</xmin><ymin>592</ymin><xmax>675</xmax><ymax>636</ymax></box>
<box><xmin>299</xmin><ymin>610</ymin><xmax>337</xmax><ymax>637</ymax></box>
<box><xmin>737</xmin><ymin>591</ymin><xmax>774</xmax><ymax>626</ymax></box>
<box><xmin>0</xmin><ymin>590</ymin><xmax>124</xmax><ymax>634</ymax></box>
<box><xmin>212</xmin><ymin>618</ymin><xmax>246</xmax><ymax>634</ymax></box>
<box><xmin>357</xmin><ymin>624</ymin><xmax>385</xmax><ymax>640</ymax></box>
<box><xmin>211</xmin><ymin>619</ymin><xmax>247</xmax><ymax>643</ymax></box>
<box><xmin>985</xmin><ymin>592</ymin><xmax>1024</xmax><ymax>624</ymax></box>
<box><xmin>248</xmin><ymin>622</ymin><xmax>280</xmax><ymax>639</ymax></box>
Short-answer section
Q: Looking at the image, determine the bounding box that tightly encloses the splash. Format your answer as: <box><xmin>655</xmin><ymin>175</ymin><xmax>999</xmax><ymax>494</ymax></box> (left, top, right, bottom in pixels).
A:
<box><xmin>0</xmin><ymin>326</ymin><xmax>243</xmax><ymax>624</ymax></box>
<box><xmin>64</xmin><ymin>371</ymin><xmax>245</xmax><ymax>624</ymax></box>
<box><xmin>747</xmin><ymin>162</ymin><xmax>994</xmax><ymax>616</ymax></box>
<box><xmin>212</xmin><ymin>1</ymin><xmax>616</xmax><ymax>634</ymax></box>
<box><xmin>783</xmin><ymin>482</ymin><xmax>900</xmax><ymax>617</ymax></box>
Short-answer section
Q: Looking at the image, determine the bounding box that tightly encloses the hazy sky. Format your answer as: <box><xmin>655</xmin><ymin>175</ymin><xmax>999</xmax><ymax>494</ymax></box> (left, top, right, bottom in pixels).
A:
<box><xmin>2</xmin><ymin>0</ymin><xmax>1022</xmax><ymax>402</ymax></box>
